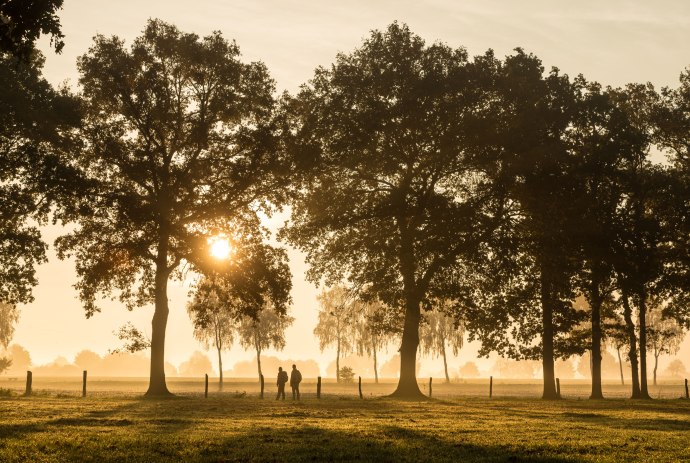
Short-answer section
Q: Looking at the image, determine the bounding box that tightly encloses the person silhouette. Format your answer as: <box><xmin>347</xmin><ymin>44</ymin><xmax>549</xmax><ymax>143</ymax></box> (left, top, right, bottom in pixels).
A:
<box><xmin>290</xmin><ymin>364</ymin><xmax>302</xmax><ymax>400</ymax></box>
<box><xmin>276</xmin><ymin>366</ymin><xmax>288</xmax><ymax>400</ymax></box>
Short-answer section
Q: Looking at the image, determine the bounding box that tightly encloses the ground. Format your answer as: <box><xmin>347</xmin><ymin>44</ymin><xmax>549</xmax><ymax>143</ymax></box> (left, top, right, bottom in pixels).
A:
<box><xmin>0</xmin><ymin>378</ymin><xmax>688</xmax><ymax>462</ymax></box>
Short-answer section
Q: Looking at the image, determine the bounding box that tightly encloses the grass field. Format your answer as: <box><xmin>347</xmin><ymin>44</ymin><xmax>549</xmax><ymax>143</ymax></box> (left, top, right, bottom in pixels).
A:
<box><xmin>1</xmin><ymin>378</ymin><xmax>689</xmax><ymax>462</ymax></box>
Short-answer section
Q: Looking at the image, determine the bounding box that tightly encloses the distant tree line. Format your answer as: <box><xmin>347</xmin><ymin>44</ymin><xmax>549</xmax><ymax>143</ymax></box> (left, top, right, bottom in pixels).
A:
<box><xmin>0</xmin><ymin>3</ymin><xmax>688</xmax><ymax>400</ymax></box>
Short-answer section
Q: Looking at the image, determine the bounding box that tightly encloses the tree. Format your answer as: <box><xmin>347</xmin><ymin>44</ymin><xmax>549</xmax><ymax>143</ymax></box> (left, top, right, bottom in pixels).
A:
<box><xmin>339</xmin><ymin>366</ymin><xmax>355</xmax><ymax>383</ymax></box>
<box><xmin>0</xmin><ymin>0</ymin><xmax>64</xmax><ymax>60</ymax></box>
<box><xmin>646</xmin><ymin>300</ymin><xmax>684</xmax><ymax>386</ymax></box>
<box><xmin>610</xmin><ymin>83</ymin><xmax>669</xmax><ymax>399</ymax></box>
<box><xmin>459</xmin><ymin>362</ymin><xmax>479</xmax><ymax>378</ymax></box>
<box><xmin>463</xmin><ymin>51</ymin><xmax>588</xmax><ymax>399</ymax></box>
<box><xmin>555</xmin><ymin>358</ymin><xmax>577</xmax><ymax>379</ymax></box>
<box><xmin>569</xmin><ymin>80</ymin><xmax>647</xmax><ymax>399</ymax></box>
<box><xmin>313</xmin><ymin>286</ymin><xmax>356</xmax><ymax>383</ymax></box>
<box><xmin>3</xmin><ymin>344</ymin><xmax>30</xmax><ymax>374</ymax></box>
<box><xmin>419</xmin><ymin>302</ymin><xmax>464</xmax><ymax>383</ymax></box>
<box><xmin>0</xmin><ymin>356</ymin><xmax>10</xmax><ymax>374</ymax></box>
<box><xmin>238</xmin><ymin>304</ymin><xmax>294</xmax><ymax>382</ymax></box>
<box><xmin>178</xmin><ymin>351</ymin><xmax>213</xmax><ymax>377</ymax></box>
<box><xmin>74</xmin><ymin>350</ymin><xmax>102</xmax><ymax>372</ymax></box>
<box><xmin>187</xmin><ymin>276</ymin><xmax>238</xmax><ymax>390</ymax></box>
<box><xmin>282</xmin><ymin>22</ymin><xmax>505</xmax><ymax>398</ymax></box>
<box><xmin>353</xmin><ymin>298</ymin><xmax>400</xmax><ymax>384</ymax></box>
<box><xmin>664</xmin><ymin>359</ymin><xmax>686</xmax><ymax>378</ymax></box>
<box><xmin>55</xmin><ymin>20</ymin><xmax>287</xmax><ymax>396</ymax></box>
<box><xmin>605</xmin><ymin>317</ymin><xmax>630</xmax><ymax>385</ymax></box>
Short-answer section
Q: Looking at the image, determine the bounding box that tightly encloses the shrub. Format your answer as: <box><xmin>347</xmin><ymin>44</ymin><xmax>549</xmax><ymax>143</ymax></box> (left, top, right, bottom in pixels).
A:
<box><xmin>340</xmin><ymin>366</ymin><xmax>355</xmax><ymax>383</ymax></box>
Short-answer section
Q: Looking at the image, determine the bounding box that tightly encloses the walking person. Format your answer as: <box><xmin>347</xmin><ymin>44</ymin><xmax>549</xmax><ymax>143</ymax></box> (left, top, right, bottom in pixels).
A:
<box><xmin>290</xmin><ymin>364</ymin><xmax>302</xmax><ymax>400</ymax></box>
<box><xmin>276</xmin><ymin>366</ymin><xmax>288</xmax><ymax>400</ymax></box>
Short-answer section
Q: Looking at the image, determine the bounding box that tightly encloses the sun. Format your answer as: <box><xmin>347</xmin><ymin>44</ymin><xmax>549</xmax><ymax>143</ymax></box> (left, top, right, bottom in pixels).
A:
<box><xmin>209</xmin><ymin>236</ymin><xmax>231</xmax><ymax>260</ymax></box>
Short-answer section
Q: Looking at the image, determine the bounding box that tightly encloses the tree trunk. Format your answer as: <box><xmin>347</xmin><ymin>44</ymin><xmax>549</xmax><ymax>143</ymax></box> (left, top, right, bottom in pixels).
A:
<box><xmin>390</xmin><ymin>225</ymin><xmax>424</xmax><ymax>399</ymax></box>
<box><xmin>336</xmin><ymin>337</ymin><xmax>340</xmax><ymax>384</ymax></box>
<box><xmin>442</xmin><ymin>343</ymin><xmax>450</xmax><ymax>384</ymax></box>
<box><xmin>638</xmin><ymin>290</ymin><xmax>651</xmax><ymax>399</ymax></box>
<box><xmin>390</xmin><ymin>292</ymin><xmax>424</xmax><ymax>398</ymax></box>
<box><xmin>540</xmin><ymin>270</ymin><xmax>558</xmax><ymax>400</ymax></box>
<box><xmin>590</xmin><ymin>280</ymin><xmax>604</xmax><ymax>399</ymax></box>
<box><xmin>622</xmin><ymin>290</ymin><xmax>641</xmax><ymax>398</ymax></box>
<box><xmin>256</xmin><ymin>347</ymin><xmax>262</xmax><ymax>383</ymax></box>
<box><xmin>653</xmin><ymin>351</ymin><xmax>659</xmax><ymax>387</ymax></box>
<box><xmin>145</xmin><ymin>243</ymin><xmax>172</xmax><ymax>396</ymax></box>
<box><xmin>217</xmin><ymin>346</ymin><xmax>223</xmax><ymax>391</ymax></box>
<box><xmin>616</xmin><ymin>346</ymin><xmax>624</xmax><ymax>385</ymax></box>
<box><xmin>373</xmin><ymin>347</ymin><xmax>379</xmax><ymax>384</ymax></box>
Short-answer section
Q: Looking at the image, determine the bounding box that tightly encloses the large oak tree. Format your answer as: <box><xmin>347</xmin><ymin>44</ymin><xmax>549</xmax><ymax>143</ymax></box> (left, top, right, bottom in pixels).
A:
<box><xmin>56</xmin><ymin>20</ymin><xmax>288</xmax><ymax>396</ymax></box>
<box><xmin>282</xmin><ymin>23</ymin><xmax>505</xmax><ymax>398</ymax></box>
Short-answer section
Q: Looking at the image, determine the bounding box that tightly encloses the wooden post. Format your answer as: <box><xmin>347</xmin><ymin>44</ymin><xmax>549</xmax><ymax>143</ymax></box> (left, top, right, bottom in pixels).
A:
<box><xmin>260</xmin><ymin>374</ymin><xmax>265</xmax><ymax>399</ymax></box>
<box><xmin>556</xmin><ymin>378</ymin><xmax>561</xmax><ymax>398</ymax></box>
<box><xmin>25</xmin><ymin>370</ymin><xmax>32</xmax><ymax>396</ymax></box>
<box><xmin>317</xmin><ymin>376</ymin><xmax>321</xmax><ymax>399</ymax></box>
<box><xmin>82</xmin><ymin>370</ymin><xmax>87</xmax><ymax>397</ymax></box>
<box><xmin>358</xmin><ymin>376</ymin><xmax>363</xmax><ymax>399</ymax></box>
<box><xmin>429</xmin><ymin>377</ymin><xmax>433</xmax><ymax>398</ymax></box>
<box><xmin>489</xmin><ymin>376</ymin><xmax>493</xmax><ymax>398</ymax></box>
<box><xmin>204</xmin><ymin>374</ymin><xmax>209</xmax><ymax>398</ymax></box>
<box><xmin>685</xmin><ymin>378</ymin><xmax>689</xmax><ymax>399</ymax></box>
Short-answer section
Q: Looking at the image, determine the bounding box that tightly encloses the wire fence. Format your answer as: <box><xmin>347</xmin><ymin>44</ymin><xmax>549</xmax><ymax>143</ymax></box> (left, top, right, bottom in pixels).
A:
<box><xmin>1</xmin><ymin>373</ymin><xmax>688</xmax><ymax>400</ymax></box>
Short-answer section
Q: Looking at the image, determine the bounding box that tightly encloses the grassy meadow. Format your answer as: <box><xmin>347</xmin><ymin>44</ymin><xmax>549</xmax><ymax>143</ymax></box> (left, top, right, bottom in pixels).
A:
<box><xmin>1</xmin><ymin>377</ymin><xmax>689</xmax><ymax>462</ymax></box>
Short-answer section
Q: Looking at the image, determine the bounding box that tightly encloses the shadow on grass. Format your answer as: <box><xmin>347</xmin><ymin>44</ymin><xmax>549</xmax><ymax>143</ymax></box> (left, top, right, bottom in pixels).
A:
<box><xmin>0</xmin><ymin>397</ymin><xmax>198</xmax><ymax>441</ymax></box>
<box><xmin>76</xmin><ymin>425</ymin><xmax>577</xmax><ymax>462</ymax></box>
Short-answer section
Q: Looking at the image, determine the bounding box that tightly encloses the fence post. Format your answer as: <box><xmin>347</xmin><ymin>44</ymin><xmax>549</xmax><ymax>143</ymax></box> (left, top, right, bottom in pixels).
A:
<box><xmin>489</xmin><ymin>376</ymin><xmax>493</xmax><ymax>398</ymax></box>
<box><xmin>82</xmin><ymin>370</ymin><xmax>87</xmax><ymax>397</ymax></box>
<box><xmin>556</xmin><ymin>378</ymin><xmax>561</xmax><ymax>398</ymax></box>
<box><xmin>429</xmin><ymin>377</ymin><xmax>433</xmax><ymax>398</ymax></box>
<box><xmin>317</xmin><ymin>376</ymin><xmax>322</xmax><ymax>399</ymax></box>
<box><xmin>25</xmin><ymin>370</ymin><xmax>32</xmax><ymax>396</ymax></box>
<box><xmin>358</xmin><ymin>376</ymin><xmax>363</xmax><ymax>399</ymax></box>
<box><xmin>685</xmin><ymin>378</ymin><xmax>689</xmax><ymax>399</ymax></box>
<box><xmin>260</xmin><ymin>374</ymin><xmax>265</xmax><ymax>399</ymax></box>
<box><xmin>204</xmin><ymin>374</ymin><xmax>209</xmax><ymax>398</ymax></box>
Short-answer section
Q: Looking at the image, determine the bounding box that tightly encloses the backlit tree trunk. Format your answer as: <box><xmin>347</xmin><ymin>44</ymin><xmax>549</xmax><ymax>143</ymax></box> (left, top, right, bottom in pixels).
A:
<box><xmin>540</xmin><ymin>269</ymin><xmax>558</xmax><ymax>400</ymax></box>
<box><xmin>391</xmin><ymin>234</ymin><xmax>424</xmax><ymax>399</ymax></box>
<box><xmin>616</xmin><ymin>346</ymin><xmax>624</xmax><ymax>385</ymax></box>
<box><xmin>442</xmin><ymin>343</ymin><xmax>450</xmax><ymax>384</ymax></box>
<box><xmin>373</xmin><ymin>345</ymin><xmax>379</xmax><ymax>384</ymax></box>
<box><xmin>217</xmin><ymin>345</ymin><xmax>223</xmax><ymax>391</ymax></box>
<box><xmin>638</xmin><ymin>290</ymin><xmax>651</xmax><ymax>399</ymax></box>
<box><xmin>336</xmin><ymin>337</ymin><xmax>341</xmax><ymax>384</ymax></box>
<box><xmin>622</xmin><ymin>291</ymin><xmax>641</xmax><ymax>398</ymax></box>
<box><xmin>146</xmin><ymin>236</ymin><xmax>171</xmax><ymax>396</ymax></box>
<box><xmin>256</xmin><ymin>345</ymin><xmax>262</xmax><ymax>383</ymax></box>
<box><xmin>590</xmin><ymin>279</ymin><xmax>604</xmax><ymax>399</ymax></box>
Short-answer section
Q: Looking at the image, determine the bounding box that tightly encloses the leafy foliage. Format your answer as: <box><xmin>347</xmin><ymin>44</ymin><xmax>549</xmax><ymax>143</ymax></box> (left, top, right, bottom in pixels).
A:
<box><xmin>0</xmin><ymin>0</ymin><xmax>64</xmax><ymax>59</ymax></box>
<box><xmin>0</xmin><ymin>51</ymin><xmax>77</xmax><ymax>306</ymax></box>
<box><xmin>109</xmin><ymin>322</ymin><xmax>150</xmax><ymax>354</ymax></box>
<box><xmin>0</xmin><ymin>301</ymin><xmax>19</xmax><ymax>349</ymax></box>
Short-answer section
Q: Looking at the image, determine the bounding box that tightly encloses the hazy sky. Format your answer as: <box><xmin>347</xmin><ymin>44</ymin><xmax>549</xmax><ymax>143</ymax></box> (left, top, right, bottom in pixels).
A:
<box><xmin>21</xmin><ymin>0</ymin><xmax>690</xmax><ymax>374</ymax></box>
